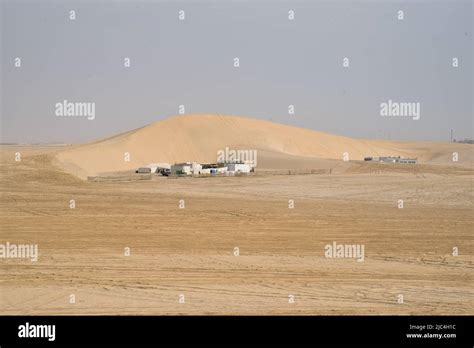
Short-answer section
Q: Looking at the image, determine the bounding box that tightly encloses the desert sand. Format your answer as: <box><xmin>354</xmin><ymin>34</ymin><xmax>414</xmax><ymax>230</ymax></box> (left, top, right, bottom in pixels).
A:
<box><xmin>1</xmin><ymin>115</ymin><xmax>473</xmax><ymax>315</ymax></box>
<box><xmin>54</xmin><ymin>114</ymin><xmax>474</xmax><ymax>178</ymax></box>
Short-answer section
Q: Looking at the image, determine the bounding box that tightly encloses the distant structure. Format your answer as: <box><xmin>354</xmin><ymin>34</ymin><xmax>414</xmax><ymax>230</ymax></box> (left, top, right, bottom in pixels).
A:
<box><xmin>200</xmin><ymin>163</ymin><xmax>228</xmax><ymax>175</ymax></box>
<box><xmin>136</xmin><ymin>167</ymin><xmax>152</xmax><ymax>174</ymax></box>
<box><xmin>227</xmin><ymin>162</ymin><xmax>251</xmax><ymax>173</ymax></box>
<box><xmin>453</xmin><ymin>139</ymin><xmax>474</xmax><ymax>144</ymax></box>
<box><xmin>137</xmin><ymin>161</ymin><xmax>253</xmax><ymax>177</ymax></box>
<box><xmin>136</xmin><ymin>163</ymin><xmax>171</xmax><ymax>174</ymax></box>
<box><xmin>171</xmin><ymin>162</ymin><xmax>202</xmax><ymax>175</ymax></box>
<box><xmin>364</xmin><ymin>156</ymin><xmax>417</xmax><ymax>164</ymax></box>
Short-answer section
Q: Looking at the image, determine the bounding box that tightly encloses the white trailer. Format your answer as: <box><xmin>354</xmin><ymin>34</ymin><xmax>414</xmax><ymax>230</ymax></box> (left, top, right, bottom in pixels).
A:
<box><xmin>171</xmin><ymin>163</ymin><xmax>192</xmax><ymax>175</ymax></box>
<box><xmin>227</xmin><ymin>163</ymin><xmax>250</xmax><ymax>173</ymax></box>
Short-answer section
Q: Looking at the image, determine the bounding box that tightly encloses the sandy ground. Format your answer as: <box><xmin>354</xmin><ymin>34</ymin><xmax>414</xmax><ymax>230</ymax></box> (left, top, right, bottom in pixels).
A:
<box><xmin>1</xmin><ymin>145</ymin><xmax>473</xmax><ymax>315</ymax></box>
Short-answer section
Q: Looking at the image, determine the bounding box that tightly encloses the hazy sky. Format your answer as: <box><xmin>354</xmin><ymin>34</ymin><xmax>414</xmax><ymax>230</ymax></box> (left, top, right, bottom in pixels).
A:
<box><xmin>1</xmin><ymin>0</ymin><xmax>472</xmax><ymax>144</ymax></box>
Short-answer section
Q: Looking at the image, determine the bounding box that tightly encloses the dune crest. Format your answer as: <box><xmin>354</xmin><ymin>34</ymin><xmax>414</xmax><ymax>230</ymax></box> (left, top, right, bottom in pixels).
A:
<box><xmin>55</xmin><ymin>114</ymin><xmax>472</xmax><ymax>178</ymax></box>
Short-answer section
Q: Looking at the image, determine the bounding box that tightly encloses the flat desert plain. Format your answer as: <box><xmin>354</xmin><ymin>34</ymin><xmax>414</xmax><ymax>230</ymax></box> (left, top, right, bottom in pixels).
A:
<box><xmin>1</xmin><ymin>143</ymin><xmax>473</xmax><ymax>315</ymax></box>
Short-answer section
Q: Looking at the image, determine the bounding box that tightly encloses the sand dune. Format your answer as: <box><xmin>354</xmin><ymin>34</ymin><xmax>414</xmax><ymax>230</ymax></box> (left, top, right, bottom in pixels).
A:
<box><xmin>55</xmin><ymin>114</ymin><xmax>473</xmax><ymax>178</ymax></box>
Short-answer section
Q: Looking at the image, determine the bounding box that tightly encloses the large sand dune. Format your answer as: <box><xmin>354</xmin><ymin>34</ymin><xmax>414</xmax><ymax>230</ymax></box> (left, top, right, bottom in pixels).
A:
<box><xmin>55</xmin><ymin>114</ymin><xmax>473</xmax><ymax>178</ymax></box>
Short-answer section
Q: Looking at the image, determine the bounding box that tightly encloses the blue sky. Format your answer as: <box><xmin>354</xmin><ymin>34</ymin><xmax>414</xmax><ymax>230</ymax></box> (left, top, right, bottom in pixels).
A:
<box><xmin>1</xmin><ymin>0</ymin><xmax>472</xmax><ymax>143</ymax></box>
